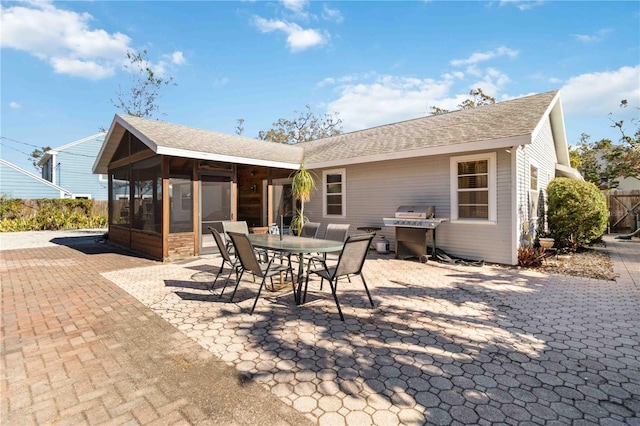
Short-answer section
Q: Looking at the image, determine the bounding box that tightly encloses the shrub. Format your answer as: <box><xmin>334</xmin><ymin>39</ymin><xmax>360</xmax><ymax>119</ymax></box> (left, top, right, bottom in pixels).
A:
<box><xmin>546</xmin><ymin>178</ymin><xmax>608</xmax><ymax>247</ymax></box>
<box><xmin>518</xmin><ymin>246</ymin><xmax>546</xmax><ymax>267</ymax></box>
<box><xmin>0</xmin><ymin>198</ymin><xmax>107</xmax><ymax>232</ymax></box>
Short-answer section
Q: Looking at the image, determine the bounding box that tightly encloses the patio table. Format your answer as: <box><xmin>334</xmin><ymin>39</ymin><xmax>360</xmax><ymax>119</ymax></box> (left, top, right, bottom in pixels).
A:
<box><xmin>248</xmin><ymin>234</ymin><xmax>344</xmax><ymax>304</ymax></box>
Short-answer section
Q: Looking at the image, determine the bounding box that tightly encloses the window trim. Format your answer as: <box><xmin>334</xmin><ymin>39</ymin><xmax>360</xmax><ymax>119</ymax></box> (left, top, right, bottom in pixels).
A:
<box><xmin>450</xmin><ymin>153</ymin><xmax>497</xmax><ymax>223</ymax></box>
<box><xmin>529</xmin><ymin>161</ymin><xmax>539</xmax><ymax>191</ymax></box>
<box><xmin>322</xmin><ymin>168</ymin><xmax>346</xmax><ymax>218</ymax></box>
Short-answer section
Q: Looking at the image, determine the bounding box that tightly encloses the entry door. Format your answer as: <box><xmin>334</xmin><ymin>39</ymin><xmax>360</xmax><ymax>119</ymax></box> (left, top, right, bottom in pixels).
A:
<box><xmin>200</xmin><ymin>175</ymin><xmax>232</xmax><ymax>253</ymax></box>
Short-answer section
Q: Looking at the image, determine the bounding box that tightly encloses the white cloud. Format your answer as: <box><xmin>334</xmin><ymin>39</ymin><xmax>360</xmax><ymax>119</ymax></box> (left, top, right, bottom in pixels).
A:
<box><xmin>322</xmin><ymin>4</ymin><xmax>344</xmax><ymax>23</ymax></box>
<box><xmin>282</xmin><ymin>0</ymin><xmax>308</xmax><ymax>14</ymax></box>
<box><xmin>325</xmin><ymin>74</ymin><xmax>456</xmax><ymax>131</ymax></box>
<box><xmin>468</xmin><ymin>67</ymin><xmax>511</xmax><ymax>96</ymax></box>
<box><xmin>321</xmin><ymin>63</ymin><xmax>516</xmax><ymax>131</ymax></box>
<box><xmin>171</xmin><ymin>51</ymin><xmax>186</xmax><ymax>65</ymax></box>
<box><xmin>0</xmin><ymin>2</ymin><xmax>131</xmax><ymax>79</ymax></box>
<box><xmin>499</xmin><ymin>0</ymin><xmax>545</xmax><ymax>11</ymax></box>
<box><xmin>317</xmin><ymin>73</ymin><xmax>363</xmax><ymax>88</ymax></box>
<box><xmin>451</xmin><ymin>46</ymin><xmax>518</xmax><ymax>67</ymax></box>
<box><xmin>9</xmin><ymin>102</ymin><xmax>22</xmax><ymax>109</ymax></box>
<box><xmin>252</xmin><ymin>16</ymin><xmax>327</xmax><ymax>52</ymax></box>
<box><xmin>572</xmin><ymin>29</ymin><xmax>612</xmax><ymax>43</ymax></box>
<box><xmin>0</xmin><ymin>2</ymin><xmax>185</xmax><ymax>80</ymax></box>
<box><xmin>559</xmin><ymin>65</ymin><xmax>640</xmax><ymax>118</ymax></box>
<box><xmin>50</xmin><ymin>56</ymin><xmax>115</xmax><ymax>80</ymax></box>
<box><xmin>213</xmin><ymin>77</ymin><xmax>230</xmax><ymax>87</ymax></box>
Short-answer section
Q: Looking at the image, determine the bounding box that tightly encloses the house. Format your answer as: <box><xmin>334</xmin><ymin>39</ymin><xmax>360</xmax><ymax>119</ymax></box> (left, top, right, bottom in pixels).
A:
<box><xmin>0</xmin><ymin>159</ymin><xmax>73</xmax><ymax>199</ymax></box>
<box><xmin>40</xmin><ymin>133</ymin><xmax>108</xmax><ymax>200</ymax></box>
<box><xmin>93</xmin><ymin>90</ymin><xmax>580</xmax><ymax>265</ymax></box>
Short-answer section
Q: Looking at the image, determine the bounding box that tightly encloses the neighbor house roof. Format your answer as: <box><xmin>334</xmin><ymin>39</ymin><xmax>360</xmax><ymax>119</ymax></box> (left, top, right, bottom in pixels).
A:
<box><xmin>93</xmin><ymin>115</ymin><xmax>304</xmax><ymax>174</ymax></box>
<box><xmin>0</xmin><ymin>159</ymin><xmax>73</xmax><ymax>198</ymax></box>
<box><xmin>39</xmin><ymin>132</ymin><xmax>106</xmax><ymax>166</ymax></box>
<box><xmin>94</xmin><ymin>90</ymin><xmax>573</xmax><ymax>175</ymax></box>
<box><xmin>301</xmin><ymin>90</ymin><xmax>567</xmax><ymax>168</ymax></box>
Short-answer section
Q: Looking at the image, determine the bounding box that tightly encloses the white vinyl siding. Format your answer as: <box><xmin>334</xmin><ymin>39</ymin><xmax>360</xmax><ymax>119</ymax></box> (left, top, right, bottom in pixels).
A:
<box><xmin>323</xmin><ymin>169</ymin><xmax>346</xmax><ymax>218</ymax></box>
<box><xmin>305</xmin><ymin>151</ymin><xmax>514</xmax><ymax>265</ymax></box>
<box><xmin>55</xmin><ymin>134</ymin><xmax>108</xmax><ymax>200</ymax></box>
<box><xmin>450</xmin><ymin>153</ymin><xmax>497</xmax><ymax>223</ymax></box>
<box><xmin>516</xmin><ymin>115</ymin><xmax>560</xmax><ymax>254</ymax></box>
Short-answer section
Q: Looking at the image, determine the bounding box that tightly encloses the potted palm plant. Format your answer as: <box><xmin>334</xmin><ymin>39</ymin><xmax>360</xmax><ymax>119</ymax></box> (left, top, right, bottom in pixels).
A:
<box><xmin>290</xmin><ymin>164</ymin><xmax>316</xmax><ymax>236</ymax></box>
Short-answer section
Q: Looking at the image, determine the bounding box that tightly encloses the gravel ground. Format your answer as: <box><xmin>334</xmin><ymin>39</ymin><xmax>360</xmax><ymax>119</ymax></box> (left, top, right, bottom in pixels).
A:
<box><xmin>527</xmin><ymin>244</ymin><xmax>617</xmax><ymax>281</ymax></box>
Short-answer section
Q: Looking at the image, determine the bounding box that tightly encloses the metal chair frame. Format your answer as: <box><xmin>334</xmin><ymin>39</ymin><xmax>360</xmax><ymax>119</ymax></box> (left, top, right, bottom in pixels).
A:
<box><xmin>303</xmin><ymin>233</ymin><xmax>376</xmax><ymax>321</ymax></box>
<box><xmin>208</xmin><ymin>227</ymin><xmax>242</xmax><ymax>295</ymax></box>
<box><xmin>227</xmin><ymin>231</ymin><xmax>295</xmax><ymax>314</ymax></box>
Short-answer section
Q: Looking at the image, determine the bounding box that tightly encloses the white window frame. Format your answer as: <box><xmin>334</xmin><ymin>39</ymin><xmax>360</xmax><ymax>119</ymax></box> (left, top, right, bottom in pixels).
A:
<box><xmin>323</xmin><ymin>168</ymin><xmax>346</xmax><ymax>218</ymax></box>
<box><xmin>450</xmin><ymin>153</ymin><xmax>496</xmax><ymax>223</ymax></box>
<box><xmin>529</xmin><ymin>161</ymin><xmax>539</xmax><ymax>191</ymax></box>
<box><xmin>72</xmin><ymin>194</ymin><xmax>92</xmax><ymax>200</ymax></box>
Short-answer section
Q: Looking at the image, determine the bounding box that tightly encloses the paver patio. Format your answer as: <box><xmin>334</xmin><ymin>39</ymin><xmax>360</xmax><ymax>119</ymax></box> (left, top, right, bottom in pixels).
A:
<box><xmin>1</xmin><ymin>232</ymin><xmax>639</xmax><ymax>425</ymax></box>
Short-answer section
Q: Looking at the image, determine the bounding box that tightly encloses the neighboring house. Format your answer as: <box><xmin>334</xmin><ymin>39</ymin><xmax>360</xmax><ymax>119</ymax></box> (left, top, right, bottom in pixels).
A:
<box><xmin>616</xmin><ymin>176</ymin><xmax>640</xmax><ymax>191</ymax></box>
<box><xmin>93</xmin><ymin>90</ymin><xmax>580</xmax><ymax>265</ymax></box>
<box><xmin>0</xmin><ymin>159</ymin><xmax>73</xmax><ymax>199</ymax></box>
<box><xmin>40</xmin><ymin>133</ymin><xmax>107</xmax><ymax>200</ymax></box>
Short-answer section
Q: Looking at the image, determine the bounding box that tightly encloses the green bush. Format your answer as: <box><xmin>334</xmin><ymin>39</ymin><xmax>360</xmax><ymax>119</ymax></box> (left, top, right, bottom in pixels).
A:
<box><xmin>546</xmin><ymin>178</ymin><xmax>608</xmax><ymax>247</ymax></box>
<box><xmin>0</xmin><ymin>197</ymin><xmax>107</xmax><ymax>232</ymax></box>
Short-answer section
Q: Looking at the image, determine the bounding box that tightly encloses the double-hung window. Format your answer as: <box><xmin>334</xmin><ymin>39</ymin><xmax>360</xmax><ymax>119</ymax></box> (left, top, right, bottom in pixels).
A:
<box><xmin>323</xmin><ymin>169</ymin><xmax>346</xmax><ymax>217</ymax></box>
<box><xmin>450</xmin><ymin>153</ymin><xmax>496</xmax><ymax>222</ymax></box>
<box><xmin>530</xmin><ymin>164</ymin><xmax>538</xmax><ymax>190</ymax></box>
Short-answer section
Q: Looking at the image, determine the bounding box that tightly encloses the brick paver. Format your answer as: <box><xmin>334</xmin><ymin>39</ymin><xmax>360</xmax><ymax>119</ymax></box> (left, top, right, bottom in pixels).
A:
<box><xmin>1</xmin><ymin>242</ymin><xmax>313</xmax><ymax>425</ymax></box>
<box><xmin>1</xmin><ymin>233</ymin><xmax>639</xmax><ymax>425</ymax></box>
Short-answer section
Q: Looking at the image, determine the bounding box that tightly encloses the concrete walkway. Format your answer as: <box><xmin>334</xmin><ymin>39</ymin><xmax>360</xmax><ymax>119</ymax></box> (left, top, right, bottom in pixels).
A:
<box><xmin>1</xmin><ymin>231</ymin><xmax>639</xmax><ymax>425</ymax></box>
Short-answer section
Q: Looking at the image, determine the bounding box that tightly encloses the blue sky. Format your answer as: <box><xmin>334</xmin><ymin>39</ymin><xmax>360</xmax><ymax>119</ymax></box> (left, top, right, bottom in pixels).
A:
<box><xmin>1</xmin><ymin>0</ymin><xmax>639</xmax><ymax>173</ymax></box>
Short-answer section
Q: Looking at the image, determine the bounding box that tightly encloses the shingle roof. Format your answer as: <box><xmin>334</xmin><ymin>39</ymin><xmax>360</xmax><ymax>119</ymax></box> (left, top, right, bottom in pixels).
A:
<box><xmin>95</xmin><ymin>90</ymin><xmax>561</xmax><ymax>173</ymax></box>
<box><xmin>117</xmin><ymin>115</ymin><xmax>305</xmax><ymax>165</ymax></box>
<box><xmin>300</xmin><ymin>90</ymin><xmax>559</xmax><ymax>165</ymax></box>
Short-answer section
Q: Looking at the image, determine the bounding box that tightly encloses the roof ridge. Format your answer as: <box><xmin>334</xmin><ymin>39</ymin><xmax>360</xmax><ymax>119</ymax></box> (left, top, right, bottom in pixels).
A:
<box><xmin>300</xmin><ymin>90</ymin><xmax>559</xmax><ymax>144</ymax></box>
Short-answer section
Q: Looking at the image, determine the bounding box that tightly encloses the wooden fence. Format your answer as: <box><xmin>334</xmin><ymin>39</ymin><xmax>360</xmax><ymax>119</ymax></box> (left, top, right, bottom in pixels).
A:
<box><xmin>602</xmin><ymin>189</ymin><xmax>640</xmax><ymax>233</ymax></box>
<box><xmin>93</xmin><ymin>200</ymin><xmax>108</xmax><ymax>216</ymax></box>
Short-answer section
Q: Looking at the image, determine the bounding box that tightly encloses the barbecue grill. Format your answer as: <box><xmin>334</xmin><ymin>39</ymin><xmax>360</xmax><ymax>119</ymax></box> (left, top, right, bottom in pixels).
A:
<box><xmin>383</xmin><ymin>205</ymin><xmax>448</xmax><ymax>261</ymax></box>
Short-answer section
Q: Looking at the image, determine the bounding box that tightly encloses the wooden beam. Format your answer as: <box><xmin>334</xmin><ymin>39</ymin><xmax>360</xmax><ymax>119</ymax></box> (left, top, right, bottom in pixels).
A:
<box><xmin>192</xmin><ymin>160</ymin><xmax>200</xmax><ymax>256</ymax></box>
<box><xmin>109</xmin><ymin>150</ymin><xmax>155</xmax><ymax>170</ymax></box>
<box><xmin>162</xmin><ymin>156</ymin><xmax>170</xmax><ymax>260</ymax></box>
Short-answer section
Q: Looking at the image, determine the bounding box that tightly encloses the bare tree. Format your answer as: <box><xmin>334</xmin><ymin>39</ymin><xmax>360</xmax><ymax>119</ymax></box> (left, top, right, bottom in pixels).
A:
<box><xmin>111</xmin><ymin>50</ymin><xmax>175</xmax><ymax>119</ymax></box>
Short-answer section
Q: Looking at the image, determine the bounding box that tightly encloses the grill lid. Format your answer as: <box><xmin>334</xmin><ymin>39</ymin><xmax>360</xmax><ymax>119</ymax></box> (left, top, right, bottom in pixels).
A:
<box><xmin>394</xmin><ymin>205</ymin><xmax>435</xmax><ymax>219</ymax></box>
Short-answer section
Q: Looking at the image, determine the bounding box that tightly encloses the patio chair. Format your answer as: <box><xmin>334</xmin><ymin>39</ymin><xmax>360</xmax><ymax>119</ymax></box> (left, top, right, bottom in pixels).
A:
<box><xmin>300</xmin><ymin>222</ymin><xmax>321</xmax><ymax>238</ymax></box>
<box><xmin>208</xmin><ymin>227</ymin><xmax>242</xmax><ymax>295</ymax></box>
<box><xmin>219</xmin><ymin>220</ymin><xmax>268</xmax><ymax>261</ymax></box>
<box><xmin>306</xmin><ymin>223</ymin><xmax>351</xmax><ymax>276</ymax></box>
<box><xmin>226</xmin><ymin>231</ymin><xmax>295</xmax><ymax>314</ymax></box>
<box><xmin>285</xmin><ymin>221</ymin><xmax>321</xmax><ymax>267</ymax></box>
<box><xmin>303</xmin><ymin>233</ymin><xmax>376</xmax><ymax>321</ymax></box>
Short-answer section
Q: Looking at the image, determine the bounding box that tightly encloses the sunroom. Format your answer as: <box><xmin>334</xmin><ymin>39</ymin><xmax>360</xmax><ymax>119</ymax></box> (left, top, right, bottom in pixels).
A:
<box><xmin>94</xmin><ymin>114</ymin><xmax>303</xmax><ymax>261</ymax></box>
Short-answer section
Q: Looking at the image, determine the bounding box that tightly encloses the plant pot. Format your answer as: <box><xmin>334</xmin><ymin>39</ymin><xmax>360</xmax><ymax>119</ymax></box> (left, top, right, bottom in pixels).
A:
<box><xmin>539</xmin><ymin>238</ymin><xmax>555</xmax><ymax>249</ymax></box>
